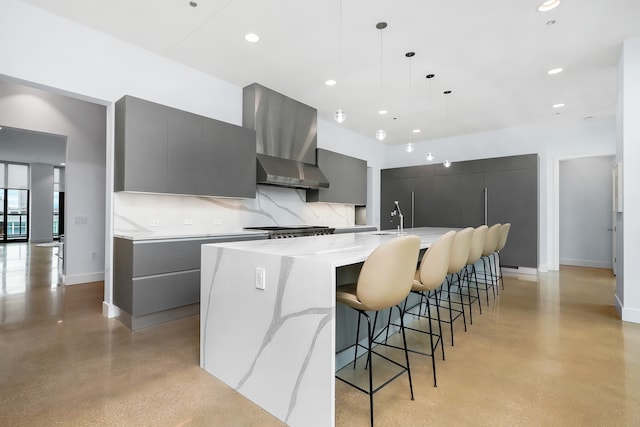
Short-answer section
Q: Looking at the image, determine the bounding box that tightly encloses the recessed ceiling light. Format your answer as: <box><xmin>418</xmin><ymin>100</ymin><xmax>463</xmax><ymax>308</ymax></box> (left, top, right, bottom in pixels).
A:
<box><xmin>553</xmin><ymin>103</ymin><xmax>565</xmax><ymax>108</ymax></box>
<box><xmin>60</xmin><ymin>162</ymin><xmax>66</xmax><ymax>166</ymax></box>
<box><xmin>244</xmin><ymin>33</ymin><xmax>260</xmax><ymax>43</ymax></box>
<box><xmin>546</xmin><ymin>19</ymin><xmax>556</xmax><ymax>25</ymax></box>
<box><xmin>538</xmin><ymin>0</ymin><xmax>560</xmax><ymax>12</ymax></box>
<box><xmin>548</xmin><ymin>67</ymin><xmax>564</xmax><ymax>75</ymax></box>
<box><xmin>378</xmin><ymin>109</ymin><xmax>388</xmax><ymax>115</ymax></box>
<box><xmin>189</xmin><ymin>1</ymin><xmax>197</xmax><ymax>7</ymax></box>
<box><xmin>412</xmin><ymin>129</ymin><xmax>421</xmax><ymax>133</ymax></box>
<box><xmin>325</xmin><ymin>79</ymin><xmax>337</xmax><ymax>86</ymax></box>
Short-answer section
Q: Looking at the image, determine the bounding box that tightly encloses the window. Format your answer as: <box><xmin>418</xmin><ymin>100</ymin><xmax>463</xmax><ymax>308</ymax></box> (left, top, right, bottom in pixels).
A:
<box><xmin>1</xmin><ymin>162</ymin><xmax>30</xmax><ymax>242</ymax></box>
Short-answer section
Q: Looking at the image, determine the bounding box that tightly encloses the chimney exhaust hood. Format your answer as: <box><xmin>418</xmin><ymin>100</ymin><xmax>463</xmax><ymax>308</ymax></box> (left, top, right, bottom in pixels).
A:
<box><xmin>243</xmin><ymin>83</ymin><xmax>329</xmax><ymax>189</ymax></box>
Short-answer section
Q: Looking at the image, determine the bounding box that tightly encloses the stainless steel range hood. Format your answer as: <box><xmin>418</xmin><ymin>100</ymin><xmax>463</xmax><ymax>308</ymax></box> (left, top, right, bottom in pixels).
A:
<box><xmin>243</xmin><ymin>83</ymin><xmax>329</xmax><ymax>189</ymax></box>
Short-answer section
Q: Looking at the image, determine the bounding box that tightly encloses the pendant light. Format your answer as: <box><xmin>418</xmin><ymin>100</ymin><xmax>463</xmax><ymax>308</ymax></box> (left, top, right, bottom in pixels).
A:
<box><xmin>425</xmin><ymin>74</ymin><xmax>435</xmax><ymax>161</ymax></box>
<box><xmin>405</xmin><ymin>51</ymin><xmax>416</xmax><ymax>153</ymax></box>
<box><xmin>334</xmin><ymin>0</ymin><xmax>346</xmax><ymax>123</ymax></box>
<box><xmin>375</xmin><ymin>22</ymin><xmax>387</xmax><ymax>141</ymax></box>
<box><xmin>443</xmin><ymin>90</ymin><xmax>452</xmax><ymax>167</ymax></box>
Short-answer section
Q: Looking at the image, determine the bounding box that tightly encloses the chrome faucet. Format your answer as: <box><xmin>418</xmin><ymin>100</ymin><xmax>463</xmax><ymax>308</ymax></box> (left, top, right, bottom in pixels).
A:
<box><xmin>390</xmin><ymin>200</ymin><xmax>404</xmax><ymax>235</ymax></box>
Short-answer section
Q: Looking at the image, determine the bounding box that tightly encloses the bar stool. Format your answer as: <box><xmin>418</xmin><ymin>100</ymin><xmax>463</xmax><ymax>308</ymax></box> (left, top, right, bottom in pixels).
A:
<box><xmin>462</xmin><ymin>225</ymin><xmax>487</xmax><ymax>313</ymax></box>
<box><xmin>336</xmin><ymin>235</ymin><xmax>420</xmax><ymax>427</ymax></box>
<box><xmin>382</xmin><ymin>230</ymin><xmax>455</xmax><ymax>387</ymax></box>
<box><xmin>444</xmin><ymin>227</ymin><xmax>474</xmax><ymax>328</ymax></box>
<box><xmin>479</xmin><ymin>223</ymin><xmax>501</xmax><ymax>303</ymax></box>
<box><xmin>493</xmin><ymin>223</ymin><xmax>511</xmax><ymax>290</ymax></box>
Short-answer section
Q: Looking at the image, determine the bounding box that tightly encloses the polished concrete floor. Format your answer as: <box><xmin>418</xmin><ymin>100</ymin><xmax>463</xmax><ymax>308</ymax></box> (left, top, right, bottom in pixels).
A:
<box><xmin>1</xmin><ymin>243</ymin><xmax>639</xmax><ymax>426</ymax></box>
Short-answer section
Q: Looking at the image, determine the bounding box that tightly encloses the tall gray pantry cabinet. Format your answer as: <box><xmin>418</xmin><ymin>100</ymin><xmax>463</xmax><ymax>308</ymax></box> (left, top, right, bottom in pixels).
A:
<box><xmin>381</xmin><ymin>154</ymin><xmax>538</xmax><ymax>269</ymax></box>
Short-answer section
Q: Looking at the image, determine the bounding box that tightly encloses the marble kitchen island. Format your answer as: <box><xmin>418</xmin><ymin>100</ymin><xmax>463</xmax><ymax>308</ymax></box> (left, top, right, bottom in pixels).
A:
<box><xmin>200</xmin><ymin>228</ymin><xmax>452</xmax><ymax>426</ymax></box>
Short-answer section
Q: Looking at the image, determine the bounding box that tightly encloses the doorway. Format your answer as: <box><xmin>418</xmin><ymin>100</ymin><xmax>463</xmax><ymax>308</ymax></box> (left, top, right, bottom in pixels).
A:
<box><xmin>558</xmin><ymin>156</ymin><xmax>614</xmax><ymax>270</ymax></box>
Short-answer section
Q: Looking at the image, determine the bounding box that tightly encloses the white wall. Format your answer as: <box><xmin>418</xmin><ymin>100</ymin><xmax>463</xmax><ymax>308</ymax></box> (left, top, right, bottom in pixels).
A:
<box><xmin>0</xmin><ymin>80</ymin><xmax>106</xmax><ymax>285</ymax></box>
<box><xmin>381</xmin><ymin>118</ymin><xmax>616</xmax><ymax>271</ymax></box>
<box><xmin>1</xmin><ymin>0</ymin><xmax>386</xmax><ymax>316</ymax></box>
<box><xmin>559</xmin><ymin>156</ymin><xmax>614</xmax><ymax>269</ymax></box>
<box><xmin>616</xmin><ymin>38</ymin><xmax>640</xmax><ymax>323</ymax></box>
<box><xmin>29</xmin><ymin>163</ymin><xmax>54</xmax><ymax>243</ymax></box>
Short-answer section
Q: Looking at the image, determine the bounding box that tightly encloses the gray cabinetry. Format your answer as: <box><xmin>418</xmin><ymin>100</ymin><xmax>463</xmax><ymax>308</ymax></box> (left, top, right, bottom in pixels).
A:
<box><xmin>381</xmin><ymin>154</ymin><xmax>538</xmax><ymax>269</ymax></box>
<box><xmin>202</xmin><ymin>117</ymin><xmax>256</xmax><ymax>198</ymax></box>
<box><xmin>306</xmin><ymin>149</ymin><xmax>367</xmax><ymax>205</ymax></box>
<box><xmin>114</xmin><ymin>234</ymin><xmax>266</xmax><ymax>330</ymax></box>
<box><xmin>167</xmin><ymin>107</ymin><xmax>203</xmax><ymax>195</ymax></box>
<box><xmin>115</xmin><ymin>96</ymin><xmax>167</xmax><ymax>193</ymax></box>
<box><xmin>115</xmin><ymin>95</ymin><xmax>256</xmax><ymax>198</ymax></box>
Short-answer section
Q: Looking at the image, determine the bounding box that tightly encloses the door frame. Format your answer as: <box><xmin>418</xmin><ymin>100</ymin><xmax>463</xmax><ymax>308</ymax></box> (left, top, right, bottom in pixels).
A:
<box><xmin>552</xmin><ymin>154</ymin><xmax>615</xmax><ymax>271</ymax></box>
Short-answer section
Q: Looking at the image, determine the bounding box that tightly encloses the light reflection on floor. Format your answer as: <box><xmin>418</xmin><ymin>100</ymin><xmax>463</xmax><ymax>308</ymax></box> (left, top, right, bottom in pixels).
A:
<box><xmin>0</xmin><ymin>242</ymin><xmax>62</xmax><ymax>294</ymax></box>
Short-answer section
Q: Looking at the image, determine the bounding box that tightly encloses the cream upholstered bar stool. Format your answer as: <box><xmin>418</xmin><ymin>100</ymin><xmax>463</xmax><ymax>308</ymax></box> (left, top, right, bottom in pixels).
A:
<box><xmin>336</xmin><ymin>235</ymin><xmax>420</xmax><ymax>427</ymax></box>
<box><xmin>493</xmin><ymin>223</ymin><xmax>511</xmax><ymax>290</ymax></box>
<box><xmin>404</xmin><ymin>230</ymin><xmax>455</xmax><ymax>387</ymax></box>
<box><xmin>444</xmin><ymin>227</ymin><xmax>475</xmax><ymax>329</ymax></box>
<box><xmin>479</xmin><ymin>223</ymin><xmax>501</xmax><ymax>303</ymax></box>
<box><xmin>462</xmin><ymin>225</ymin><xmax>488</xmax><ymax>314</ymax></box>
<box><xmin>433</xmin><ymin>229</ymin><xmax>471</xmax><ymax>347</ymax></box>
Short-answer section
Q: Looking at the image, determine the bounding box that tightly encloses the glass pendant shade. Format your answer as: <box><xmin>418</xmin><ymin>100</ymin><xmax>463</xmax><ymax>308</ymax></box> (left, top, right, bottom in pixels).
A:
<box><xmin>334</xmin><ymin>108</ymin><xmax>347</xmax><ymax>123</ymax></box>
<box><xmin>444</xmin><ymin>160</ymin><xmax>452</xmax><ymax>167</ymax></box>
<box><xmin>375</xmin><ymin>129</ymin><xmax>386</xmax><ymax>141</ymax></box>
<box><xmin>406</xmin><ymin>143</ymin><xmax>415</xmax><ymax>153</ymax></box>
<box><xmin>426</xmin><ymin>152</ymin><xmax>434</xmax><ymax>161</ymax></box>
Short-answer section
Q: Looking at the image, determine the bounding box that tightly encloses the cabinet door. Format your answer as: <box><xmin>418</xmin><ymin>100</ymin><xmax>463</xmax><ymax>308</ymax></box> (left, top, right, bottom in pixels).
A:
<box><xmin>485</xmin><ymin>168</ymin><xmax>538</xmax><ymax>268</ymax></box>
<box><xmin>460</xmin><ymin>172</ymin><xmax>485</xmax><ymax>227</ymax></box>
<box><xmin>380</xmin><ymin>177</ymin><xmax>415</xmax><ymax>230</ymax></box>
<box><xmin>431</xmin><ymin>174</ymin><xmax>462</xmax><ymax>227</ymax></box>
<box><xmin>306</xmin><ymin>149</ymin><xmax>367</xmax><ymax>205</ymax></box>
<box><xmin>167</xmin><ymin>108</ymin><xmax>203</xmax><ymax>195</ymax></box>
<box><xmin>117</xmin><ymin>96</ymin><xmax>168</xmax><ymax>193</ymax></box>
<box><xmin>413</xmin><ymin>175</ymin><xmax>434</xmax><ymax>227</ymax></box>
<box><xmin>202</xmin><ymin>118</ymin><xmax>256</xmax><ymax>198</ymax></box>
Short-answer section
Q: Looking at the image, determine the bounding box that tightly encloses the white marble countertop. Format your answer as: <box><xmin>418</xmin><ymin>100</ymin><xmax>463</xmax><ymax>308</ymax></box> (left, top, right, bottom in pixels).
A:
<box><xmin>113</xmin><ymin>230</ymin><xmax>268</xmax><ymax>241</ymax></box>
<box><xmin>206</xmin><ymin>227</ymin><xmax>453</xmax><ymax>267</ymax></box>
<box><xmin>200</xmin><ymin>226</ymin><xmax>456</xmax><ymax>426</ymax></box>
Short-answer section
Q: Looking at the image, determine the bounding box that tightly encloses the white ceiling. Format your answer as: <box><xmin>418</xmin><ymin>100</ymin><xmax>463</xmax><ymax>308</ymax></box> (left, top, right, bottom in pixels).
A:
<box><xmin>22</xmin><ymin>0</ymin><xmax>640</xmax><ymax>145</ymax></box>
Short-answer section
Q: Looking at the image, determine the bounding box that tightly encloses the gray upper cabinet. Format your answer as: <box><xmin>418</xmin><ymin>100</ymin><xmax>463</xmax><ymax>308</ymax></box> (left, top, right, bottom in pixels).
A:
<box><xmin>167</xmin><ymin>107</ymin><xmax>203</xmax><ymax>195</ymax></box>
<box><xmin>115</xmin><ymin>96</ymin><xmax>168</xmax><ymax>193</ymax></box>
<box><xmin>306</xmin><ymin>149</ymin><xmax>367</xmax><ymax>205</ymax></box>
<box><xmin>115</xmin><ymin>95</ymin><xmax>256</xmax><ymax>198</ymax></box>
<box><xmin>202</xmin><ymin>117</ymin><xmax>256</xmax><ymax>198</ymax></box>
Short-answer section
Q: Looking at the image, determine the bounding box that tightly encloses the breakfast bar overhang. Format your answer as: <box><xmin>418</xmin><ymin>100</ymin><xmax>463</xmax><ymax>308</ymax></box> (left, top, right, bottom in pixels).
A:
<box><xmin>200</xmin><ymin>228</ymin><xmax>453</xmax><ymax>426</ymax></box>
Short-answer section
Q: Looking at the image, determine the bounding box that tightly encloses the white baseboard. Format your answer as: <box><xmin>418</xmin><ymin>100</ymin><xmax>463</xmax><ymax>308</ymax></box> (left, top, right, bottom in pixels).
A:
<box><xmin>617</xmin><ymin>296</ymin><xmax>640</xmax><ymax>324</ymax></box>
<box><xmin>64</xmin><ymin>271</ymin><xmax>104</xmax><ymax>285</ymax></box>
<box><xmin>102</xmin><ymin>301</ymin><xmax>121</xmax><ymax>318</ymax></box>
<box><xmin>560</xmin><ymin>259</ymin><xmax>613</xmax><ymax>269</ymax></box>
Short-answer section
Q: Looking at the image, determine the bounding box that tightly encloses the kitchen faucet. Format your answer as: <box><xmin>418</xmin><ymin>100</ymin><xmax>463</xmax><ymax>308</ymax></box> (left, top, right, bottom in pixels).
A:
<box><xmin>390</xmin><ymin>200</ymin><xmax>404</xmax><ymax>235</ymax></box>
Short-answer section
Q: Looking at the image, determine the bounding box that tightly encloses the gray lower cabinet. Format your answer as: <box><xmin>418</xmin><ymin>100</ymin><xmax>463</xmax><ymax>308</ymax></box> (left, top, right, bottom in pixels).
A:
<box><xmin>115</xmin><ymin>95</ymin><xmax>256</xmax><ymax>198</ymax></box>
<box><xmin>381</xmin><ymin>154</ymin><xmax>538</xmax><ymax>269</ymax></box>
<box><xmin>306</xmin><ymin>149</ymin><xmax>367</xmax><ymax>205</ymax></box>
<box><xmin>113</xmin><ymin>234</ymin><xmax>265</xmax><ymax>330</ymax></box>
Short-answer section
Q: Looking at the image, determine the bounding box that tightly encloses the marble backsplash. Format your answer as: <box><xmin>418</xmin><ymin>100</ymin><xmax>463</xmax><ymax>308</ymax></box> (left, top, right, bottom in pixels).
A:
<box><xmin>114</xmin><ymin>185</ymin><xmax>356</xmax><ymax>237</ymax></box>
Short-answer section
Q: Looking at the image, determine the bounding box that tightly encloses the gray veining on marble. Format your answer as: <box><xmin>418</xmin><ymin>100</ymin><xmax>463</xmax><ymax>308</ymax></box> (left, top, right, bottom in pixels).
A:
<box><xmin>200</xmin><ymin>229</ymin><xmax>456</xmax><ymax>426</ymax></box>
<box><xmin>115</xmin><ymin>185</ymin><xmax>355</xmax><ymax>238</ymax></box>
